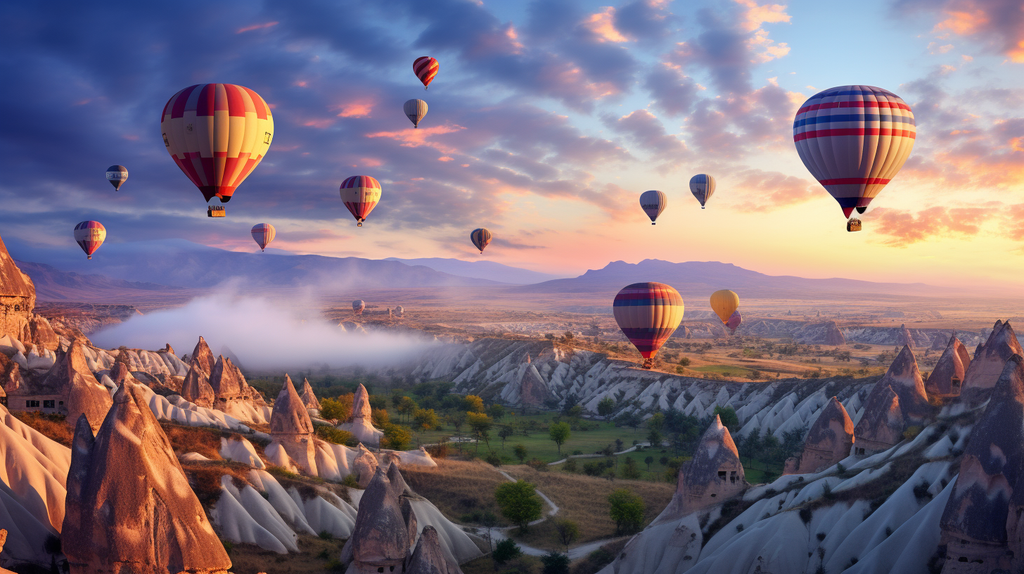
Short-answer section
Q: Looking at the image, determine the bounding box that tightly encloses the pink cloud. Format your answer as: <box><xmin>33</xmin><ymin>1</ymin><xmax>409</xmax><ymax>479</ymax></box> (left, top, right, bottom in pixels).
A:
<box><xmin>870</xmin><ymin>204</ymin><xmax>1004</xmax><ymax>246</ymax></box>
<box><xmin>900</xmin><ymin>0</ymin><xmax>1024</xmax><ymax>62</ymax></box>
<box><xmin>582</xmin><ymin>7</ymin><xmax>630</xmax><ymax>43</ymax></box>
<box><xmin>236</xmin><ymin>22</ymin><xmax>279</xmax><ymax>34</ymax></box>
<box><xmin>731</xmin><ymin>169</ymin><xmax>819</xmax><ymax>212</ymax></box>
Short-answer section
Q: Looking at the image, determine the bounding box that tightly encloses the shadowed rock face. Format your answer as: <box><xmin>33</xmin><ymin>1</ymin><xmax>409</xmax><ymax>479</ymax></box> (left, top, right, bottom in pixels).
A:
<box><xmin>343</xmin><ymin>468</ymin><xmax>412</xmax><ymax>572</ymax></box>
<box><xmin>823</xmin><ymin>321</ymin><xmax>846</xmax><ymax>346</ymax></box>
<box><xmin>0</xmin><ymin>235</ymin><xmax>36</xmax><ymax>343</ymax></box>
<box><xmin>300</xmin><ymin>378</ymin><xmax>321</xmax><ymax>411</ymax></box>
<box><xmin>209</xmin><ymin>355</ymin><xmax>245</xmax><ymax>401</ymax></box>
<box><xmin>939</xmin><ymin>355</ymin><xmax>1024</xmax><ymax>571</ymax></box>
<box><xmin>925</xmin><ymin>334</ymin><xmax>970</xmax><ymax>397</ymax></box>
<box><xmin>853</xmin><ymin>385</ymin><xmax>903</xmax><ymax>454</ymax></box>
<box><xmin>961</xmin><ymin>322</ymin><xmax>1022</xmax><ymax>402</ymax></box>
<box><xmin>62</xmin><ymin>380</ymin><xmax>231</xmax><ymax>574</ymax></box>
<box><xmin>669</xmin><ymin>415</ymin><xmax>746</xmax><ymax>514</ymax></box>
<box><xmin>865</xmin><ymin>345</ymin><xmax>929</xmax><ymax>420</ymax></box>
<box><xmin>180</xmin><ymin>363</ymin><xmax>215</xmax><ymax>408</ymax></box>
<box><xmin>189</xmin><ymin>336</ymin><xmax>216</xmax><ymax>378</ymax></box>
<box><xmin>353</xmin><ymin>445</ymin><xmax>379</xmax><ymax>488</ymax></box>
<box><xmin>406</xmin><ymin>526</ymin><xmax>463</xmax><ymax>574</ymax></box>
<box><xmin>14</xmin><ymin>339</ymin><xmax>113</xmax><ymax>431</ymax></box>
<box><xmin>896</xmin><ymin>324</ymin><xmax>916</xmax><ymax>348</ymax></box>
<box><xmin>790</xmin><ymin>397</ymin><xmax>854</xmax><ymax>474</ymax></box>
<box><xmin>519</xmin><ymin>364</ymin><xmax>552</xmax><ymax>407</ymax></box>
<box><xmin>270</xmin><ymin>375</ymin><xmax>314</xmax><ymax>436</ymax></box>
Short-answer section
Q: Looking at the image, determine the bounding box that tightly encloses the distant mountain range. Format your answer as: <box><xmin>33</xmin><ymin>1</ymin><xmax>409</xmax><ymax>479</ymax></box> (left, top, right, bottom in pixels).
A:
<box><xmin>385</xmin><ymin>257</ymin><xmax>564</xmax><ymax>284</ymax></box>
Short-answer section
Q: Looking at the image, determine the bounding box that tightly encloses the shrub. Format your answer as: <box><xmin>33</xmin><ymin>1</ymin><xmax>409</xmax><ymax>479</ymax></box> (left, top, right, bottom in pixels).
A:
<box><xmin>541</xmin><ymin>552</ymin><xmax>571</xmax><ymax>574</ymax></box>
<box><xmin>608</xmin><ymin>489</ymin><xmax>645</xmax><ymax>535</ymax></box>
<box><xmin>495</xmin><ymin>480</ymin><xmax>543</xmax><ymax>532</ymax></box>
<box><xmin>493</xmin><ymin>539</ymin><xmax>522</xmax><ymax>564</ymax></box>
<box><xmin>318</xmin><ymin>530</ymin><xmax>333</xmax><ymax>540</ymax></box>
<box><xmin>486</xmin><ymin>452</ymin><xmax>502</xmax><ymax>467</ymax></box>
<box><xmin>314</xmin><ymin>424</ymin><xmax>356</xmax><ymax>446</ymax></box>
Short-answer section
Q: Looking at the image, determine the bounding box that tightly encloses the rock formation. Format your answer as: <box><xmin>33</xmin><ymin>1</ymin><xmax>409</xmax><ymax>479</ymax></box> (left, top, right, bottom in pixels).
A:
<box><xmin>339</xmin><ymin>383</ymin><xmax>383</xmax><ymax>447</ymax></box>
<box><xmin>961</xmin><ymin>321</ymin><xmax>1022</xmax><ymax>403</ymax></box>
<box><xmin>864</xmin><ymin>345</ymin><xmax>929</xmax><ymax>420</ymax></box>
<box><xmin>925</xmin><ymin>334</ymin><xmax>971</xmax><ymax>397</ymax></box>
<box><xmin>209</xmin><ymin>355</ymin><xmax>246</xmax><ymax>407</ymax></box>
<box><xmin>406</xmin><ymin>526</ymin><xmax>463</xmax><ymax>574</ymax></box>
<box><xmin>853</xmin><ymin>385</ymin><xmax>904</xmax><ymax>455</ymax></box>
<box><xmin>300</xmin><ymin>377</ymin><xmax>321</xmax><ymax>412</ymax></box>
<box><xmin>340</xmin><ymin>467</ymin><xmax>413</xmax><ymax>574</ymax></box>
<box><xmin>664</xmin><ymin>415</ymin><xmax>746</xmax><ymax>515</ymax></box>
<box><xmin>0</xmin><ymin>236</ymin><xmax>36</xmax><ymax>345</ymax></box>
<box><xmin>938</xmin><ymin>355</ymin><xmax>1024</xmax><ymax>571</ymax></box>
<box><xmin>823</xmin><ymin>320</ymin><xmax>846</xmax><ymax>346</ymax></box>
<box><xmin>352</xmin><ymin>444</ymin><xmax>379</xmax><ymax>488</ymax></box>
<box><xmin>785</xmin><ymin>396</ymin><xmax>854</xmax><ymax>474</ymax></box>
<box><xmin>7</xmin><ymin>339</ymin><xmax>112</xmax><ymax>431</ymax></box>
<box><xmin>62</xmin><ymin>379</ymin><xmax>231</xmax><ymax>574</ymax></box>
<box><xmin>269</xmin><ymin>375</ymin><xmax>317</xmax><ymax>475</ymax></box>
<box><xmin>180</xmin><ymin>362</ymin><xmax>215</xmax><ymax>408</ymax></box>
<box><xmin>188</xmin><ymin>336</ymin><xmax>217</xmax><ymax>377</ymax></box>
<box><xmin>896</xmin><ymin>323</ymin><xmax>916</xmax><ymax>348</ymax></box>
<box><xmin>518</xmin><ymin>362</ymin><xmax>552</xmax><ymax>407</ymax></box>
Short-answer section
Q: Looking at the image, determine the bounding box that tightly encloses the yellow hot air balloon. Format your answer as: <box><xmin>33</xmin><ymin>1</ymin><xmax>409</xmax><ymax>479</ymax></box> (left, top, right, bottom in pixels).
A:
<box><xmin>710</xmin><ymin>290</ymin><xmax>739</xmax><ymax>324</ymax></box>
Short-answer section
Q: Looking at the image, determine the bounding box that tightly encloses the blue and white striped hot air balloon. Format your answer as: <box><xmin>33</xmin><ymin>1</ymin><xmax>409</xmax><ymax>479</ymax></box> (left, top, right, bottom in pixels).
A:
<box><xmin>689</xmin><ymin>174</ymin><xmax>715</xmax><ymax>209</ymax></box>
<box><xmin>639</xmin><ymin>190</ymin><xmax>667</xmax><ymax>224</ymax></box>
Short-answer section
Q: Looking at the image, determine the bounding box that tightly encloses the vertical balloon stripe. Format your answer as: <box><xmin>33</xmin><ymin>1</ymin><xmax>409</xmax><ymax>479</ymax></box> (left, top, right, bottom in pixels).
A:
<box><xmin>613</xmin><ymin>282</ymin><xmax>684</xmax><ymax>360</ymax></box>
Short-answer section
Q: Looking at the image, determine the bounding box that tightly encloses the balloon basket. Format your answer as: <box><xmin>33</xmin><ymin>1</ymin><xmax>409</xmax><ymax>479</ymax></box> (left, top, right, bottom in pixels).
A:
<box><xmin>641</xmin><ymin>358</ymin><xmax>653</xmax><ymax>370</ymax></box>
<box><xmin>208</xmin><ymin>206</ymin><xmax>226</xmax><ymax>218</ymax></box>
<box><xmin>846</xmin><ymin>219</ymin><xmax>862</xmax><ymax>232</ymax></box>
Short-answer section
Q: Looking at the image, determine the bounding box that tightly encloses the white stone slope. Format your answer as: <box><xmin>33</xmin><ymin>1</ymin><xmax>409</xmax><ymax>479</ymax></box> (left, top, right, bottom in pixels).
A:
<box><xmin>602</xmin><ymin>421</ymin><xmax>968</xmax><ymax>574</ymax></box>
<box><xmin>0</xmin><ymin>405</ymin><xmax>71</xmax><ymax>569</ymax></box>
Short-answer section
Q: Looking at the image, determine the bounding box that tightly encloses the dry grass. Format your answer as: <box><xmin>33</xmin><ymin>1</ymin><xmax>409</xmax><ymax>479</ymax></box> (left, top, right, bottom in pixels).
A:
<box><xmin>160</xmin><ymin>422</ymin><xmax>228</xmax><ymax>460</ymax></box>
<box><xmin>402</xmin><ymin>458</ymin><xmax>513</xmax><ymax>526</ymax></box>
<box><xmin>180</xmin><ymin>460</ymin><xmax>253</xmax><ymax>508</ymax></box>
<box><xmin>501</xmin><ymin>465</ymin><xmax>676</xmax><ymax>549</ymax></box>
<box><xmin>11</xmin><ymin>411</ymin><xmax>73</xmax><ymax>446</ymax></box>
<box><xmin>226</xmin><ymin>534</ymin><xmax>347</xmax><ymax>574</ymax></box>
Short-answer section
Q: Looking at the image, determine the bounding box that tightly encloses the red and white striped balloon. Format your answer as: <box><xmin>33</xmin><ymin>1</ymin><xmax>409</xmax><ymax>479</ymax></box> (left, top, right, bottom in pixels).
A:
<box><xmin>413</xmin><ymin>57</ymin><xmax>439</xmax><ymax>90</ymax></box>
<box><xmin>251</xmin><ymin>223</ymin><xmax>276</xmax><ymax>252</ymax></box>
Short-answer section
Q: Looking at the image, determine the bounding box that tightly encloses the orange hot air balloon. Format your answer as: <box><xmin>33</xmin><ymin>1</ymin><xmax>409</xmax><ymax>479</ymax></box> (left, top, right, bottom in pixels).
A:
<box><xmin>710</xmin><ymin>290</ymin><xmax>740</xmax><ymax>324</ymax></box>
<box><xmin>74</xmin><ymin>221</ymin><xmax>106</xmax><ymax>260</ymax></box>
<box><xmin>470</xmin><ymin>228</ymin><xmax>492</xmax><ymax>253</ymax></box>
<box><xmin>413</xmin><ymin>56</ymin><xmax>439</xmax><ymax>89</ymax></box>
<box><xmin>160</xmin><ymin>83</ymin><xmax>274</xmax><ymax>208</ymax></box>
<box><xmin>340</xmin><ymin>176</ymin><xmax>381</xmax><ymax>227</ymax></box>
<box><xmin>613</xmin><ymin>282</ymin><xmax>685</xmax><ymax>369</ymax></box>
<box><xmin>251</xmin><ymin>223</ymin><xmax>276</xmax><ymax>252</ymax></box>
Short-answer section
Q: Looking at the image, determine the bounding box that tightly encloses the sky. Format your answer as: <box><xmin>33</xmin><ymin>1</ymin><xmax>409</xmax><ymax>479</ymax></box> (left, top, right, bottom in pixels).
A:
<box><xmin>0</xmin><ymin>0</ymin><xmax>1022</xmax><ymax>292</ymax></box>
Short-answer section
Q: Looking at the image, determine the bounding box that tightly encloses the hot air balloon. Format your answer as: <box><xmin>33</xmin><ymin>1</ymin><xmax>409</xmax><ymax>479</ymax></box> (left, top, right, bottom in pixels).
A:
<box><xmin>404</xmin><ymin>99</ymin><xmax>428</xmax><ymax>128</ymax></box>
<box><xmin>689</xmin><ymin>174</ymin><xmax>715</xmax><ymax>209</ymax></box>
<box><xmin>470</xmin><ymin>228</ymin><xmax>492</xmax><ymax>253</ymax></box>
<box><xmin>710</xmin><ymin>290</ymin><xmax>740</xmax><ymax>325</ymax></box>
<box><xmin>105</xmin><ymin>165</ymin><xmax>128</xmax><ymax>190</ymax></box>
<box><xmin>395</xmin><ymin>305</ymin><xmax>404</xmax><ymax>317</ymax></box>
<box><xmin>340</xmin><ymin>176</ymin><xmax>381</xmax><ymax>227</ymax></box>
<box><xmin>639</xmin><ymin>190</ymin><xmax>667</xmax><ymax>224</ymax></box>
<box><xmin>160</xmin><ymin>84</ymin><xmax>274</xmax><ymax>212</ymax></box>
<box><xmin>613</xmin><ymin>282</ymin><xmax>685</xmax><ymax>369</ymax></box>
<box><xmin>413</xmin><ymin>57</ymin><xmax>439</xmax><ymax>89</ymax></box>
<box><xmin>74</xmin><ymin>221</ymin><xmax>106</xmax><ymax>260</ymax></box>
<box><xmin>793</xmin><ymin>85</ymin><xmax>916</xmax><ymax>228</ymax></box>
<box><xmin>726</xmin><ymin>310</ymin><xmax>742</xmax><ymax>334</ymax></box>
<box><xmin>352</xmin><ymin>300</ymin><xmax>365</xmax><ymax>315</ymax></box>
<box><xmin>251</xmin><ymin>223</ymin><xmax>276</xmax><ymax>252</ymax></box>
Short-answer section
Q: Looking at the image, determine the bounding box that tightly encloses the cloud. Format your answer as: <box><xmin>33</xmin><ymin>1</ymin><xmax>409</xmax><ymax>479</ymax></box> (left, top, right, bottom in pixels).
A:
<box><xmin>603</xmin><ymin>109</ymin><xmax>689</xmax><ymax>168</ymax></box>
<box><xmin>644</xmin><ymin>63</ymin><xmax>701</xmax><ymax>117</ymax></box>
<box><xmin>895</xmin><ymin>0</ymin><xmax>1024</xmax><ymax>62</ymax></box>
<box><xmin>869</xmin><ymin>204</ymin><xmax>1004</xmax><ymax>246</ymax></box>
<box><xmin>237</xmin><ymin>21</ymin><xmax>279</xmax><ymax>34</ymax></box>
<box><xmin>731</xmin><ymin>169</ymin><xmax>819</xmax><ymax>212</ymax></box>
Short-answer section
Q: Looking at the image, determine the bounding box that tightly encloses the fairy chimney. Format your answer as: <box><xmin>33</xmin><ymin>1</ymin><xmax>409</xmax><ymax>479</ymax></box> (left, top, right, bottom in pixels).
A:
<box><xmin>0</xmin><ymin>235</ymin><xmax>36</xmax><ymax>343</ymax></box>
<box><xmin>406</xmin><ymin>526</ymin><xmax>463</xmax><ymax>574</ymax></box>
<box><xmin>340</xmin><ymin>468</ymin><xmax>414</xmax><ymax>574</ymax></box>
<box><xmin>518</xmin><ymin>363</ymin><xmax>552</xmax><ymax>407</ymax></box>
<box><xmin>853</xmin><ymin>386</ymin><xmax>904</xmax><ymax>455</ymax></box>
<box><xmin>300</xmin><ymin>378</ymin><xmax>321</xmax><ymax>412</ymax></box>
<box><xmin>340</xmin><ymin>383</ymin><xmax>383</xmax><ymax>447</ymax></box>
<box><xmin>349</xmin><ymin>383</ymin><xmax>372</xmax><ymax>423</ymax></box>
<box><xmin>353</xmin><ymin>444</ymin><xmax>379</xmax><ymax>488</ymax></box>
<box><xmin>786</xmin><ymin>397</ymin><xmax>854</xmax><ymax>474</ymax></box>
<box><xmin>925</xmin><ymin>334</ymin><xmax>971</xmax><ymax>398</ymax></box>
<box><xmin>896</xmin><ymin>324</ymin><xmax>916</xmax><ymax>348</ymax></box>
<box><xmin>269</xmin><ymin>375</ymin><xmax>317</xmax><ymax>475</ymax></box>
<box><xmin>189</xmin><ymin>336</ymin><xmax>216</xmax><ymax>378</ymax></box>
<box><xmin>961</xmin><ymin>321</ymin><xmax>1022</xmax><ymax>403</ymax></box>
<box><xmin>62</xmin><ymin>379</ymin><xmax>231</xmax><ymax>574</ymax></box>
<box><xmin>865</xmin><ymin>345</ymin><xmax>929</xmax><ymax>420</ymax></box>
<box><xmin>180</xmin><ymin>363</ymin><xmax>215</xmax><ymax>408</ymax></box>
<box><xmin>671</xmin><ymin>415</ymin><xmax>746</xmax><ymax>513</ymax></box>
<box><xmin>939</xmin><ymin>355</ymin><xmax>1024</xmax><ymax>572</ymax></box>
<box><xmin>823</xmin><ymin>321</ymin><xmax>846</xmax><ymax>346</ymax></box>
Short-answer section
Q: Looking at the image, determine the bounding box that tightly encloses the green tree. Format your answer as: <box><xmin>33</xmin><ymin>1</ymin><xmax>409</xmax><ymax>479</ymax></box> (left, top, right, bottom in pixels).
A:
<box><xmin>494</xmin><ymin>480</ymin><xmax>543</xmax><ymax>532</ymax></box>
<box><xmin>319</xmin><ymin>395</ymin><xmax>352</xmax><ymax>421</ymax></box>
<box><xmin>397</xmin><ymin>396</ymin><xmax>418</xmax><ymax>422</ymax></box>
<box><xmin>412</xmin><ymin>408</ymin><xmax>439</xmax><ymax>431</ymax></box>
<box><xmin>644</xmin><ymin>456</ymin><xmax>654</xmax><ymax>471</ymax></box>
<box><xmin>549</xmin><ymin>422</ymin><xmax>571</xmax><ymax>455</ymax></box>
<box><xmin>467</xmin><ymin>412</ymin><xmax>493</xmax><ymax>451</ymax></box>
<box><xmin>498</xmin><ymin>426</ymin><xmax>515</xmax><ymax>448</ymax></box>
<box><xmin>463</xmin><ymin>395</ymin><xmax>485</xmax><ymax>413</ymax></box>
<box><xmin>493</xmin><ymin>539</ymin><xmax>521</xmax><ymax>564</ymax></box>
<box><xmin>488</xmin><ymin>404</ymin><xmax>506</xmax><ymax>421</ymax></box>
<box><xmin>597</xmin><ymin>397</ymin><xmax>615</xmax><ymax>417</ymax></box>
<box><xmin>554</xmin><ymin>519</ymin><xmax>579</xmax><ymax>552</ymax></box>
<box><xmin>713</xmin><ymin>406</ymin><xmax>739</xmax><ymax>431</ymax></box>
<box><xmin>567</xmin><ymin>404</ymin><xmax>583</xmax><ymax>419</ymax></box>
<box><xmin>621</xmin><ymin>457</ymin><xmax>642</xmax><ymax>480</ymax></box>
<box><xmin>382</xmin><ymin>424</ymin><xmax>411</xmax><ymax>451</ymax></box>
<box><xmin>542</xmin><ymin>552</ymin><xmax>570</xmax><ymax>574</ymax></box>
<box><xmin>513</xmin><ymin>443</ymin><xmax>528</xmax><ymax>463</ymax></box>
<box><xmin>608</xmin><ymin>489</ymin><xmax>645</xmax><ymax>535</ymax></box>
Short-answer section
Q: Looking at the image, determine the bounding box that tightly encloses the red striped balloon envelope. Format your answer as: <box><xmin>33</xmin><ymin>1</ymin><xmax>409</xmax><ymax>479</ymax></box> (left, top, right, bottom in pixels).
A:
<box><xmin>413</xmin><ymin>56</ymin><xmax>439</xmax><ymax>89</ymax></box>
<box><xmin>613</xmin><ymin>282</ymin><xmax>684</xmax><ymax>369</ymax></box>
<box><xmin>74</xmin><ymin>221</ymin><xmax>106</xmax><ymax>260</ymax></box>
<box><xmin>793</xmin><ymin>85</ymin><xmax>915</xmax><ymax>221</ymax></box>
<box><xmin>161</xmin><ymin>83</ymin><xmax>274</xmax><ymax>205</ymax></box>
<box><xmin>251</xmin><ymin>223</ymin><xmax>276</xmax><ymax>252</ymax></box>
<box><xmin>340</xmin><ymin>175</ymin><xmax>381</xmax><ymax>227</ymax></box>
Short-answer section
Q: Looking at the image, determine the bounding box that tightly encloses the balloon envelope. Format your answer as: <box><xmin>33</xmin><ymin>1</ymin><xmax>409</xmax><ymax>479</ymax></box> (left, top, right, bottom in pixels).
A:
<box><xmin>404</xmin><ymin>99</ymin><xmax>428</xmax><ymax>128</ymax></box>
<box><xmin>689</xmin><ymin>174</ymin><xmax>715</xmax><ymax>208</ymax></box>
<box><xmin>639</xmin><ymin>190</ymin><xmax>667</xmax><ymax>224</ymax></box>
<box><xmin>613</xmin><ymin>282</ymin><xmax>685</xmax><ymax>367</ymax></box>
<box><xmin>161</xmin><ymin>83</ymin><xmax>274</xmax><ymax>204</ymax></box>
<box><xmin>352</xmin><ymin>300</ymin><xmax>365</xmax><ymax>315</ymax></box>
<box><xmin>251</xmin><ymin>223</ymin><xmax>276</xmax><ymax>252</ymax></box>
<box><xmin>340</xmin><ymin>176</ymin><xmax>382</xmax><ymax>227</ymax></box>
<box><xmin>470</xmin><ymin>228</ymin><xmax>492</xmax><ymax>253</ymax></box>
<box><xmin>413</xmin><ymin>57</ymin><xmax>439</xmax><ymax>89</ymax></box>
<box><xmin>726</xmin><ymin>310</ymin><xmax>742</xmax><ymax>334</ymax></box>
<box><xmin>710</xmin><ymin>290</ymin><xmax>740</xmax><ymax>324</ymax></box>
<box><xmin>793</xmin><ymin>85</ymin><xmax>915</xmax><ymax>218</ymax></box>
<box><xmin>105</xmin><ymin>165</ymin><xmax>128</xmax><ymax>190</ymax></box>
<box><xmin>74</xmin><ymin>221</ymin><xmax>106</xmax><ymax>260</ymax></box>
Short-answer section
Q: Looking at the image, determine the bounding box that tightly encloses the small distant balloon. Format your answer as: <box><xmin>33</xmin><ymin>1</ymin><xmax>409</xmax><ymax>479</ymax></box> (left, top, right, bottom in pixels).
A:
<box><xmin>352</xmin><ymin>300</ymin><xmax>365</xmax><ymax>315</ymax></box>
<box><xmin>710</xmin><ymin>290</ymin><xmax>740</xmax><ymax>324</ymax></box>
<box><xmin>404</xmin><ymin>99</ymin><xmax>428</xmax><ymax>128</ymax></box>
<box><xmin>726</xmin><ymin>310</ymin><xmax>742</xmax><ymax>334</ymax></box>
<box><xmin>105</xmin><ymin>165</ymin><xmax>128</xmax><ymax>191</ymax></box>
<box><xmin>639</xmin><ymin>190</ymin><xmax>667</xmax><ymax>225</ymax></box>
<box><xmin>470</xmin><ymin>228</ymin><xmax>492</xmax><ymax>254</ymax></box>
<box><xmin>613</xmin><ymin>282</ymin><xmax>685</xmax><ymax>370</ymax></box>
<box><xmin>413</xmin><ymin>56</ymin><xmax>439</xmax><ymax>90</ymax></box>
<box><xmin>251</xmin><ymin>223</ymin><xmax>276</xmax><ymax>252</ymax></box>
<box><xmin>74</xmin><ymin>221</ymin><xmax>106</xmax><ymax>260</ymax></box>
<box><xmin>340</xmin><ymin>176</ymin><xmax>382</xmax><ymax>227</ymax></box>
<box><xmin>689</xmin><ymin>174</ymin><xmax>715</xmax><ymax>209</ymax></box>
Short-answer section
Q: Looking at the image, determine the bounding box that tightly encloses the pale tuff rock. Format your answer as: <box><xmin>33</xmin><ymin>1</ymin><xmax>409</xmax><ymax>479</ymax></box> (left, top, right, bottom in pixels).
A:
<box><xmin>939</xmin><ymin>355</ymin><xmax>1024</xmax><ymax>572</ymax></box>
<box><xmin>785</xmin><ymin>396</ymin><xmax>854</xmax><ymax>475</ymax></box>
<box><xmin>209</xmin><ymin>355</ymin><xmax>245</xmax><ymax>403</ymax></box>
<box><xmin>865</xmin><ymin>345</ymin><xmax>930</xmax><ymax>420</ymax></box>
<box><xmin>0</xmin><ymin>235</ymin><xmax>36</xmax><ymax>345</ymax></box>
<box><xmin>189</xmin><ymin>336</ymin><xmax>216</xmax><ymax>378</ymax></box>
<box><xmin>350</xmin><ymin>383</ymin><xmax>372</xmax><ymax>422</ymax></box>
<box><xmin>269</xmin><ymin>375</ymin><xmax>317</xmax><ymax>476</ymax></box>
<box><xmin>353</xmin><ymin>444</ymin><xmax>379</xmax><ymax>488</ymax></box>
<box><xmin>406</xmin><ymin>526</ymin><xmax>463</xmax><ymax>574</ymax></box>
<box><xmin>339</xmin><ymin>384</ymin><xmax>383</xmax><ymax>447</ymax></box>
<box><xmin>62</xmin><ymin>380</ymin><xmax>231</xmax><ymax>574</ymax></box>
<box><xmin>181</xmin><ymin>362</ymin><xmax>215</xmax><ymax>408</ymax></box>
<box><xmin>896</xmin><ymin>323</ymin><xmax>916</xmax><ymax>348</ymax></box>
<box><xmin>853</xmin><ymin>385</ymin><xmax>904</xmax><ymax>455</ymax></box>
<box><xmin>341</xmin><ymin>468</ymin><xmax>413</xmax><ymax>574</ymax></box>
<box><xmin>663</xmin><ymin>415</ymin><xmax>746</xmax><ymax>516</ymax></box>
<box><xmin>961</xmin><ymin>321</ymin><xmax>1022</xmax><ymax>403</ymax></box>
<box><xmin>925</xmin><ymin>334</ymin><xmax>971</xmax><ymax>397</ymax></box>
<box><xmin>300</xmin><ymin>378</ymin><xmax>321</xmax><ymax>411</ymax></box>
